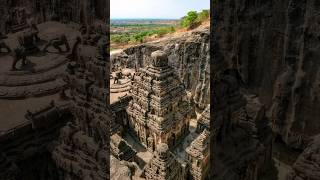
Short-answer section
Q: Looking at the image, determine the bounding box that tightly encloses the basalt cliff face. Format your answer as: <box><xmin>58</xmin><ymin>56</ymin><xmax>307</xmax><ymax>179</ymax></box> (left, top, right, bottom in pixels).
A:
<box><xmin>111</xmin><ymin>25</ymin><xmax>210</xmax><ymax>109</ymax></box>
<box><xmin>212</xmin><ymin>0</ymin><xmax>320</xmax><ymax>179</ymax></box>
<box><xmin>287</xmin><ymin>135</ymin><xmax>320</xmax><ymax>180</ymax></box>
<box><xmin>212</xmin><ymin>0</ymin><xmax>320</xmax><ymax>149</ymax></box>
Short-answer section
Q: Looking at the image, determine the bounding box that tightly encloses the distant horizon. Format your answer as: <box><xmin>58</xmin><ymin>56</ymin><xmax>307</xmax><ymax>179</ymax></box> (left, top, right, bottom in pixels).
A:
<box><xmin>111</xmin><ymin>0</ymin><xmax>210</xmax><ymax>19</ymax></box>
<box><xmin>111</xmin><ymin>18</ymin><xmax>180</xmax><ymax>20</ymax></box>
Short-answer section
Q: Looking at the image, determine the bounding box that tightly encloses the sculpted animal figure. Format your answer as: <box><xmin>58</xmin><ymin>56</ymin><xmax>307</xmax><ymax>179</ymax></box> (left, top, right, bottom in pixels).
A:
<box><xmin>43</xmin><ymin>34</ymin><xmax>70</xmax><ymax>53</ymax></box>
<box><xmin>28</xmin><ymin>19</ymin><xmax>40</xmax><ymax>42</ymax></box>
<box><xmin>113</xmin><ymin>71</ymin><xmax>123</xmax><ymax>84</ymax></box>
<box><xmin>0</xmin><ymin>36</ymin><xmax>11</xmax><ymax>53</ymax></box>
<box><xmin>18</xmin><ymin>31</ymin><xmax>39</xmax><ymax>54</ymax></box>
<box><xmin>122</xmin><ymin>68</ymin><xmax>132</xmax><ymax>79</ymax></box>
<box><xmin>67</xmin><ymin>36</ymin><xmax>82</xmax><ymax>61</ymax></box>
<box><xmin>11</xmin><ymin>46</ymin><xmax>27</xmax><ymax>71</ymax></box>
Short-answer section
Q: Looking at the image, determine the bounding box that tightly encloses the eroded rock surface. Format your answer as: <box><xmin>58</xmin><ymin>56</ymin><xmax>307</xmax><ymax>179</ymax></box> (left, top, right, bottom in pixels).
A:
<box><xmin>212</xmin><ymin>0</ymin><xmax>320</xmax><ymax>179</ymax></box>
<box><xmin>111</xmin><ymin>26</ymin><xmax>210</xmax><ymax>109</ymax></box>
<box><xmin>110</xmin><ymin>155</ymin><xmax>132</xmax><ymax>180</ymax></box>
<box><xmin>287</xmin><ymin>135</ymin><xmax>320</xmax><ymax>180</ymax></box>
<box><xmin>212</xmin><ymin>0</ymin><xmax>320</xmax><ymax>149</ymax></box>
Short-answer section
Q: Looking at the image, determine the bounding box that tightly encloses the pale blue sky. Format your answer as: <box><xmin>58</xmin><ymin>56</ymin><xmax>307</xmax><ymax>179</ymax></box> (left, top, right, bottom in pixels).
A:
<box><xmin>111</xmin><ymin>0</ymin><xmax>210</xmax><ymax>19</ymax></box>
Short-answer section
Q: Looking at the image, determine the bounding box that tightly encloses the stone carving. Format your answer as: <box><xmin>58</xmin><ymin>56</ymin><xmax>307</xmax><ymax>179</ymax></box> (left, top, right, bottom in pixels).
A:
<box><xmin>43</xmin><ymin>34</ymin><xmax>70</xmax><ymax>53</ymax></box>
<box><xmin>8</xmin><ymin>7</ymin><xmax>28</xmax><ymax>33</ymax></box>
<box><xmin>212</xmin><ymin>0</ymin><xmax>320</xmax><ymax>150</ymax></box>
<box><xmin>287</xmin><ymin>135</ymin><xmax>320</xmax><ymax>180</ymax></box>
<box><xmin>10</xmin><ymin>30</ymin><xmax>40</xmax><ymax>70</ymax></box>
<box><xmin>186</xmin><ymin>129</ymin><xmax>210</xmax><ymax>180</ymax></box>
<box><xmin>81</xmin><ymin>25</ymin><xmax>105</xmax><ymax>46</ymax></box>
<box><xmin>113</xmin><ymin>71</ymin><xmax>123</xmax><ymax>84</ymax></box>
<box><xmin>145</xmin><ymin>143</ymin><xmax>184</xmax><ymax>180</ymax></box>
<box><xmin>110</xmin><ymin>155</ymin><xmax>132</xmax><ymax>180</ymax></box>
<box><xmin>52</xmin><ymin>34</ymin><xmax>109</xmax><ymax>180</ymax></box>
<box><xmin>111</xmin><ymin>134</ymin><xmax>137</xmax><ymax>161</ymax></box>
<box><xmin>0</xmin><ymin>1</ymin><xmax>109</xmax><ymax>179</ymax></box>
<box><xmin>28</xmin><ymin>19</ymin><xmax>40</xmax><ymax>42</ymax></box>
<box><xmin>211</xmin><ymin>71</ymin><xmax>274</xmax><ymax>180</ymax></box>
<box><xmin>111</xmin><ymin>28</ymin><xmax>210</xmax><ymax>109</ymax></box>
<box><xmin>151</xmin><ymin>50</ymin><xmax>168</xmax><ymax>67</ymax></box>
<box><xmin>0</xmin><ymin>33</ymin><xmax>11</xmax><ymax>53</ymax></box>
<box><xmin>110</xmin><ymin>24</ymin><xmax>210</xmax><ymax>180</ymax></box>
<box><xmin>11</xmin><ymin>46</ymin><xmax>27</xmax><ymax>71</ymax></box>
<box><xmin>196</xmin><ymin>105</ymin><xmax>210</xmax><ymax>133</ymax></box>
<box><xmin>17</xmin><ymin>30</ymin><xmax>39</xmax><ymax>54</ymax></box>
<box><xmin>126</xmin><ymin>50</ymin><xmax>191</xmax><ymax>151</ymax></box>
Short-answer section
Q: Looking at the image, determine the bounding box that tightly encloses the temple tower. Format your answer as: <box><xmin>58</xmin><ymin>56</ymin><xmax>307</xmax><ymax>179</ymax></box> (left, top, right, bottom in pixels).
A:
<box><xmin>196</xmin><ymin>104</ymin><xmax>210</xmax><ymax>133</ymax></box>
<box><xmin>186</xmin><ymin>129</ymin><xmax>210</xmax><ymax>180</ymax></box>
<box><xmin>145</xmin><ymin>143</ymin><xmax>184</xmax><ymax>180</ymax></box>
<box><xmin>127</xmin><ymin>50</ymin><xmax>191</xmax><ymax>151</ymax></box>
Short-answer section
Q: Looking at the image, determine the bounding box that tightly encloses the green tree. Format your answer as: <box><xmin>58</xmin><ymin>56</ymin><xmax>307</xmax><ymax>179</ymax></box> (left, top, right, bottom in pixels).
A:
<box><xmin>181</xmin><ymin>11</ymin><xmax>198</xmax><ymax>28</ymax></box>
<box><xmin>197</xmin><ymin>10</ymin><xmax>210</xmax><ymax>22</ymax></box>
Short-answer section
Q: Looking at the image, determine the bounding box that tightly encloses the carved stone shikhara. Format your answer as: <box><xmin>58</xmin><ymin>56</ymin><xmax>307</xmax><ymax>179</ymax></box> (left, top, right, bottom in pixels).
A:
<box><xmin>186</xmin><ymin>129</ymin><xmax>210</xmax><ymax>180</ymax></box>
<box><xmin>126</xmin><ymin>50</ymin><xmax>191</xmax><ymax>151</ymax></box>
<box><xmin>110</xmin><ymin>25</ymin><xmax>211</xmax><ymax>180</ymax></box>
<box><xmin>196</xmin><ymin>105</ymin><xmax>210</xmax><ymax>134</ymax></box>
<box><xmin>145</xmin><ymin>143</ymin><xmax>184</xmax><ymax>180</ymax></box>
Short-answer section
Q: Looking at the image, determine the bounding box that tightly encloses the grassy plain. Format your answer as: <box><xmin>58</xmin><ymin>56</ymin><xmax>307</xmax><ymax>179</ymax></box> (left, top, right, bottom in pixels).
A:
<box><xmin>110</xmin><ymin>19</ymin><xmax>178</xmax><ymax>50</ymax></box>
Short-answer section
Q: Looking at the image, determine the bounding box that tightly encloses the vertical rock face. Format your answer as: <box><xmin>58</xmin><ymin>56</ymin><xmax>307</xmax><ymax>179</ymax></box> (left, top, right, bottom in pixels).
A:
<box><xmin>212</xmin><ymin>0</ymin><xmax>320</xmax><ymax>179</ymax></box>
<box><xmin>165</xmin><ymin>29</ymin><xmax>210</xmax><ymax>109</ymax></box>
<box><xmin>211</xmin><ymin>70</ymin><xmax>274</xmax><ymax>180</ymax></box>
<box><xmin>52</xmin><ymin>39</ymin><xmax>109</xmax><ymax>180</ymax></box>
<box><xmin>111</xmin><ymin>26</ymin><xmax>210</xmax><ymax>109</ymax></box>
<box><xmin>287</xmin><ymin>135</ymin><xmax>320</xmax><ymax>180</ymax></box>
<box><xmin>212</xmin><ymin>0</ymin><xmax>320</xmax><ymax>149</ymax></box>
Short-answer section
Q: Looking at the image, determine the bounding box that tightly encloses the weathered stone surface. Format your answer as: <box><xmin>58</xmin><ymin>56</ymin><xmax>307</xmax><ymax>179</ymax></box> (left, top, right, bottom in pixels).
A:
<box><xmin>186</xmin><ymin>129</ymin><xmax>210</xmax><ymax>180</ymax></box>
<box><xmin>211</xmin><ymin>71</ymin><xmax>274</xmax><ymax>180</ymax></box>
<box><xmin>212</xmin><ymin>0</ymin><xmax>320</xmax><ymax>179</ymax></box>
<box><xmin>0</xmin><ymin>101</ymin><xmax>71</xmax><ymax>180</ymax></box>
<box><xmin>126</xmin><ymin>50</ymin><xmax>191</xmax><ymax>151</ymax></box>
<box><xmin>287</xmin><ymin>135</ymin><xmax>320</xmax><ymax>180</ymax></box>
<box><xmin>145</xmin><ymin>143</ymin><xmax>184</xmax><ymax>180</ymax></box>
<box><xmin>0</xmin><ymin>0</ymin><xmax>107</xmax><ymax>32</ymax></box>
<box><xmin>0</xmin><ymin>1</ymin><xmax>109</xmax><ymax>179</ymax></box>
<box><xmin>212</xmin><ymin>0</ymin><xmax>320</xmax><ymax>150</ymax></box>
<box><xmin>110</xmin><ymin>155</ymin><xmax>132</xmax><ymax>180</ymax></box>
<box><xmin>111</xmin><ymin>26</ymin><xmax>210</xmax><ymax>110</ymax></box>
<box><xmin>52</xmin><ymin>37</ymin><xmax>109</xmax><ymax>180</ymax></box>
<box><xmin>110</xmin><ymin>25</ymin><xmax>210</xmax><ymax>180</ymax></box>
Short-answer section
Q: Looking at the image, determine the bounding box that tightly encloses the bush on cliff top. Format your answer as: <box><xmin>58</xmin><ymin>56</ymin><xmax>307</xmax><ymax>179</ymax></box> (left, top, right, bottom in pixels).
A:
<box><xmin>181</xmin><ymin>10</ymin><xmax>210</xmax><ymax>29</ymax></box>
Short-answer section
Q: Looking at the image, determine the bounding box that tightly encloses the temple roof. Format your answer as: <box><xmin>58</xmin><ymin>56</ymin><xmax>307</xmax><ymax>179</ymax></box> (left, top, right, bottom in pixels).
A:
<box><xmin>186</xmin><ymin>129</ymin><xmax>210</xmax><ymax>160</ymax></box>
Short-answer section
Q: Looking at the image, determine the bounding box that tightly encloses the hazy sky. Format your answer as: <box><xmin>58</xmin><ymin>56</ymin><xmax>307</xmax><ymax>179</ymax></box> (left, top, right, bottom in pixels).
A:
<box><xmin>111</xmin><ymin>0</ymin><xmax>210</xmax><ymax>19</ymax></box>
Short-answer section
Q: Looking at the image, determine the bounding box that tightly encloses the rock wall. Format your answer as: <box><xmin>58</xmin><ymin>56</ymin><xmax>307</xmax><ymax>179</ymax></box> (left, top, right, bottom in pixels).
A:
<box><xmin>111</xmin><ymin>26</ymin><xmax>210</xmax><ymax>109</ymax></box>
<box><xmin>286</xmin><ymin>135</ymin><xmax>320</xmax><ymax>180</ymax></box>
<box><xmin>0</xmin><ymin>102</ymin><xmax>72</xmax><ymax>180</ymax></box>
<box><xmin>0</xmin><ymin>0</ymin><xmax>108</xmax><ymax>30</ymax></box>
<box><xmin>52</xmin><ymin>39</ymin><xmax>110</xmax><ymax>180</ymax></box>
<box><xmin>212</xmin><ymin>0</ymin><xmax>320</xmax><ymax>149</ymax></box>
